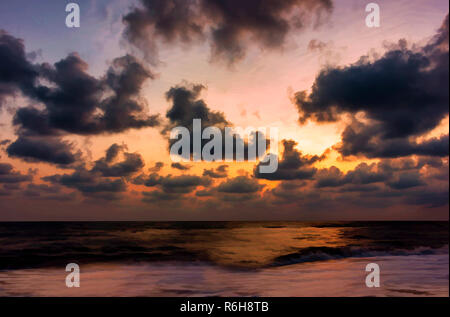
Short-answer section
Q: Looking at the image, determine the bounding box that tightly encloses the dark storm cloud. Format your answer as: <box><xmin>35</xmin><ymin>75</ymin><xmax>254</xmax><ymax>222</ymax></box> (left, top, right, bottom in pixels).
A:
<box><xmin>429</xmin><ymin>161</ymin><xmax>449</xmax><ymax>181</ymax></box>
<box><xmin>261</xmin><ymin>155</ymin><xmax>448</xmax><ymax>210</ymax></box>
<box><xmin>203</xmin><ymin>164</ymin><xmax>228</xmax><ymax>178</ymax></box>
<box><xmin>195</xmin><ymin>188</ymin><xmax>214</xmax><ymax>197</ymax></box>
<box><xmin>98</xmin><ymin>55</ymin><xmax>160</xmax><ymax>133</ymax></box>
<box><xmin>92</xmin><ymin>143</ymin><xmax>145</xmax><ymax>177</ymax></box>
<box><xmin>254</xmin><ymin>139</ymin><xmax>325</xmax><ymax>180</ymax></box>
<box><xmin>21</xmin><ymin>188</ymin><xmax>78</xmax><ymax>202</ymax></box>
<box><xmin>171</xmin><ymin>162</ymin><xmax>191</xmax><ymax>170</ymax></box>
<box><xmin>0</xmin><ymin>162</ymin><xmax>32</xmax><ymax>183</ymax></box>
<box><xmin>220</xmin><ymin>192</ymin><xmax>259</xmax><ymax>202</ymax></box>
<box><xmin>148</xmin><ymin>161</ymin><xmax>164</xmax><ymax>172</ymax></box>
<box><xmin>1</xmin><ymin>181</ymin><xmax>22</xmax><ymax>196</ymax></box>
<box><xmin>123</xmin><ymin>0</ymin><xmax>333</xmax><ymax>65</ymax></box>
<box><xmin>294</xmin><ymin>14</ymin><xmax>449</xmax><ymax>158</ymax></box>
<box><xmin>39</xmin><ymin>143</ymin><xmax>148</xmax><ymax>198</ymax></box>
<box><xmin>0</xmin><ymin>30</ymin><xmax>38</xmax><ymax>109</ymax></box>
<box><xmin>337</xmin><ymin>184</ymin><xmax>381</xmax><ymax>193</ymax></box>
<box><xmin>164</xmin><ymin>83</ymin><xmax>266</xmax><ymax>160</ymax></box>
<box><xmin>335</xmin><ymin>121</ymin><xmax>449</xmax><ymax>158</ymax></box>
<box><xmin>6</xmin><ymin>136</ymin><xmax>80</xmax><ymax>166</ymax></box>
<box><xmin>314</xmin><ymin>166</ymin><xmax>344</xmax><ymax>187</ymax></box>
<box><xmin>343</xmin><ymin>162</ymin><xmax>389</xmax><ymax>185</ymax></box>
<box><xmin>23</xmin><ymin>182</ymin><xmax>65</xmax><ymax>198</ymax></box>
<box><xmin>387</xmin><ymin>171</ymin><xmax>424</xmax><ymax>190</ymax></box>
<box><xmin>2</xmin><ymin>183</ymin><xmax>21</xmax><ymax>190</ymax></box>
<box><xmin>142</xmin><ymin>190</ymin><xmax>180</xmax><ymax>202</ymax></box>
<box><xmin>375</xmin><ymin>156</ymin><xmax>444</xmax><ymax>173</ymax></box>
<box><xmin>315</xmin><ymin>162</ymin><xmax>391</xmax><ymax>188</ymax></box>
<box><xmin>137</xmin><ymin>174</ymin><xmax>264</xmax><ymax>202</ymax></box>
<box><xmin>43</xmin><ymin>168</ymin><xmax>127</xmax><ymax>195</ymax></box>
<box><xmin>312</xmin><ymin>157</ymin><xmax>447</xmax><ymax>191</ymax></box>
<box><xmin>104</xmin><ymin>143</ymin><xmax>127</xmax><ymax>163</ymax></box>
<box><xmin>165</xmin><ymin>83</ymin><xmax>228</xmax><ymax>129</ymax></box>
<box><xmin>404</xmin><ymin>190</ymin><xmax>449</xmax><ymax>208</ymax></box>
<box><xmin>270</xmin><ymin>180</ymin><xmax>307</xmax><ymax>200</ymax></box>
<box><xmin>217</xmin><ymin>176</ymin><xmax>263</xmax><ymax>193</ymax></box>
<box><xmin>1</xmin><ymin>30</ymin><xmax>161</xmax><ymax>165</ymax></box>
<box><xmin>133</xmin><ymin>172</ymin><xmax>212</xmax><ymax>194</ymax></box>
<box><xmin>26</xmin><ymin>183</ymin><xmax>61</xmax><ymax>194</ymax></box>
<box><xmin>12</xmin><ymin>53</ymin><xmax>159</xmax><ymax>136</ymax></box>
<box><xmin>267</xmin><ymin>166</ymin><xmax>447</xmax><ymax>211</ymax></box>
<box><xmin>0</xmin><ymin>163</ymin><xmax>13</xmax><ymax>175</ymax></box>
<box><xmin>295</xmin><ymin>43</ymin><xmax>448</xmax><ymax>137</ymax></box>
<box><xmin>78</xmin><ymin>178</ymin><xmax>127</xmax><ymax>194</ymax></box>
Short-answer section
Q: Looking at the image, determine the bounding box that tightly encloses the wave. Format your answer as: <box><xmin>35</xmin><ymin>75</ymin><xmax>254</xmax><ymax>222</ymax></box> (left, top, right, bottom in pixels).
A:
<box><xmin>269</xmin><ymin>245</ymin><xmax>449</xmax><ymax>267</ymax></box>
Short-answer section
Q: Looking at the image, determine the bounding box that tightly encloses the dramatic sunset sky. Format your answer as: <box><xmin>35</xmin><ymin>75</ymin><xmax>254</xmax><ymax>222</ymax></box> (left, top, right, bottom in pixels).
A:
<box><xmin>0</xmin><ymin>0</ymin><xmax>448</xmax><ymax>220</ymax></box>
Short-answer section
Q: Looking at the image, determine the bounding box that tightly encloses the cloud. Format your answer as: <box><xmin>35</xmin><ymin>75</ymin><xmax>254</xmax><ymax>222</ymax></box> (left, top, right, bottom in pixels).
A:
<box><xmin>255</xmin><ymin>139</ymin><xmax>325</xmax><ymax>180</ymax></box>
<box><xmin>148</xmin><ymin>161</ymin><xmax>164</xmax><ymax>172</ymax></box>
<box><xmin>136</xmin><ymin>173</ymin><xmax>264</xmax><ymax>203</ymax></box>
<box><xmin>1</xmin><ymin>30</ymin><xmax>159</xmax><ymax>134</ymax></box>
<box><xmin>314</xmin><ymin>161</ymin><xmax>424</xmax><ymax>189</ymax></box>
<box><xmin>2</xmin><ymin>183</ymin><xmax>21</xmax><ymax>191</ymax></box>
<box><xmin>294</xmin><ymin>14</ymin><xmax>449</xmax><ymax>158</ymax></box>
<box><xmin>195</xmin><ymin>188</ymin><xmax>214</xmax><ymax>197</ymax></box>
<box><xmin>263</xmin><ymin>155</ymin><xmax>448</xmax><ymax>212</ymax></box>
<box><xmin>165</xmin><ymin>83</ymin><xmax>228</xmax><ymax>129</ymax></box>
<box><xmin>314</xmin><ymin>166</ymin><xmax>344</xmax><ymax>187</ymax></box>
<box><xmin>171</xmin><ymin>162</ymin><xmax>191</xmax><ymax>170</ymax></box>
<box><xmin>0</xmin><ymin>162</ymin><xmax>32</xmax><ymax>183</ymax></box>
<box><xmin>1</xmin><ymin>31</ymin><xmax>161</xmax><ymax>166</ymax></box>
<box><xmin>133</xmin><ymin>173</ymin><xmax>212</xmax><ymax>194</ymax></box>
<box><xmin>6</xmin><ymin>136</ymin><xmax>80</xmax><ymax>166</ymax></box>
<box><xmin>307</xmin><ymin>39</ymin><xmax>329</xmax><ymax>52</ymax></box>
<box><xmin>217</xmin><ymin>175</ymin><xmax>263</xmax><ymax>193</ymax></box>
<box><xmin>136</xmin><ymin>170</ymin><xmax>214</xmax><ymax>203</ymax></box>
<box><xmin>0</xmin><ymin>30</ymin><xmax>38</xmax><ymax>109</ymax></box>
<box><xmin>39</xmin><ymin>143</ymin><xmax>147</xmax><ymax>199</ymax></box>
<box><xmin>315</xmin><ymin>163</ymin><xmax>387</xmax><ymax>188</ymax></box>
<box><xmin>22</xmin><ymin>183</ymin><xmax>77</xmax><ymax>201</ymax></box>
<box><xmin>164</xmin><ymin>82</ymin><xmax>266</xmax><ymax>160</ymax></box>
<box><xmin>11</xmin><ymin>53</ymin><xmax>160</xmax><ymax>136</ymax></box>
<box><xmin>43</xmin><ymin>168</ymin><xmax>127</xmax><ymax>197</ymax></box>
<box><xmin>270</xmin><ymin>180</ymin><xmax>307</xmax><ymax>200</ymax></box>
<box><xmin>92</xmin><ymin>143</ymin><xmax>145</xmax><ymax>177</ymax></box>
<box><xmin>335</xmin><ymin>120</ymin><xmax>449</xmax><ymax>158</ymax></box>
<box><xmin>142</xmin><ymin>190</ymin><xmax>180</xmax><ymax>202</ymax></box>
<box><xmin>104</xmin><ymin>143</ymin><xmax>127</xmax><ymax>163</ymax></box>
<box><xmin>26</xmin><ymin>183</ymin><xmax>61</xmax><ymax>194</ymax></box>
<box><xmin>387</xmin><ymin>171</ymin><xmax>424</xmax><ymax>190</ymax></box>
<box><xmin>203</xmin><ymin>164</ymin><xmax>228</xmax><ymax>178</ymax></box>
<box><xmin>123</xmin><ymin>0</ymin><xmax>333</xmax><ymax>65</ymax></box>
<box><xmin>342</xmin><ymin>162</ymin><xmax>389</xmax><ymax>184</ymax></box>
<box><xmin>404</xmin><ymin>189</ymin><xmax>449</xmax><ymax>208</ymax></box>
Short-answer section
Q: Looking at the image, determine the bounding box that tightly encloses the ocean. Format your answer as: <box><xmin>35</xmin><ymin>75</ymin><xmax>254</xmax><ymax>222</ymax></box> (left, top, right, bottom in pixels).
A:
<box><xmin>0</xmin><ymin>221</ymin><xmax>448</xmax><ymax>296</ymax></box>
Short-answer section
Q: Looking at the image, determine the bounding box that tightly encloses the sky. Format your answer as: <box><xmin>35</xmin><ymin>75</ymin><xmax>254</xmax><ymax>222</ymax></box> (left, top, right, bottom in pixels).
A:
<box><xmin>0</xmin><ymin>0</ymin><xmax>449</xmax><ymax>220</ymax></box>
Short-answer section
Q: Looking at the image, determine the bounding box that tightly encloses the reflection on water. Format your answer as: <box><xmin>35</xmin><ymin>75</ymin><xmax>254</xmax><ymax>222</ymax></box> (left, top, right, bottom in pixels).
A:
<box><xmin>115</xmin><ymin>225</ymin><xmax>349</xmax><ymax>267</ymax></box>
<box><xmin>0</xmin><ymin>222</ymin><xmax>448</xmax><ymax>296</ymax></box>
<box><xmin>0</xmin><ymin>254</ymin><xmax>448</xmax><ymax>297</ymax></box>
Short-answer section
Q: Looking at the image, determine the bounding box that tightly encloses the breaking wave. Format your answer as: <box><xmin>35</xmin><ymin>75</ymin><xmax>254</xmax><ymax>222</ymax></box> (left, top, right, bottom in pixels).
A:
<box><xmin>270</xmin><ymin>245</ymin><xmax>449</xmax><ymax>267</ymax></box>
